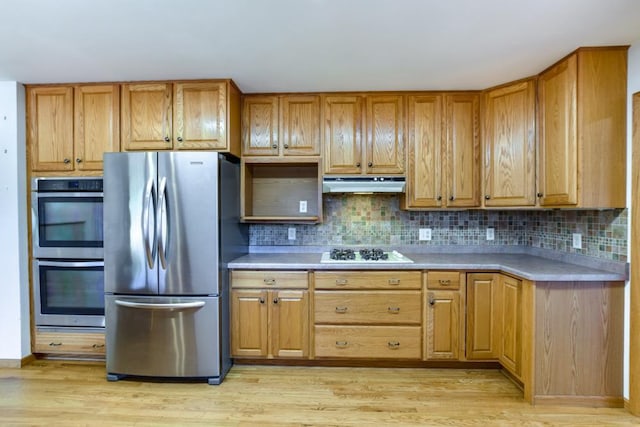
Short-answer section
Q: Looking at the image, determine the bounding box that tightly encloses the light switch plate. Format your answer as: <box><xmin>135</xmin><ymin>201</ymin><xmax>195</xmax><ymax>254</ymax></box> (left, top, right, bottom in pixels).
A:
<box><xmin>486</xmin><ymin>228</ymin><xmax>495</xmax><ymax>241</ymax></box>
<box><xmin>572</xmin><ymin>233</ymin><xmax>582</xmax><ymax>249</ymax></box>
<box><xmin>419</xmin><ymin>228</ymin><xmax>432</xmax><ymax>241</ymax></box>
<box><xmin>299</xmin><ymin>200</ymin><xmax>307</xmax><ymax>213</ymax></box>
<box><xmin>288</xmin><ymin>227</ymin><xmax>296</xmax><ymax>240</ymax></box>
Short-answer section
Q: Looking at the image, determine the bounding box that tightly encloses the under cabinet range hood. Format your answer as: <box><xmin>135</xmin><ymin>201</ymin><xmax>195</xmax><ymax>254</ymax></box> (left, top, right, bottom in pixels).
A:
<box><xmin>322</xmin><ymin>176</ymin><xmax>405</xmax><ymax>193</ymax></box>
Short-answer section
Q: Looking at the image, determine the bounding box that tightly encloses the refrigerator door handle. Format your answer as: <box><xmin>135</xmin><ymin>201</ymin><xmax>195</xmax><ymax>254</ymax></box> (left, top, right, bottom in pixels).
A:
<box><xmin>114</xmin><ymin>300</ymin><xmax>206</xmax><ymax>310</ymax></box>
<box><xmin>157</xmin><ymin>176</ymin><xmax>168</xmax><ymax>270</ymax></box>
<box><xmin>142</xmin><ymin>178</ymin><xmax>157</xmax><ymax>269</ymax></box>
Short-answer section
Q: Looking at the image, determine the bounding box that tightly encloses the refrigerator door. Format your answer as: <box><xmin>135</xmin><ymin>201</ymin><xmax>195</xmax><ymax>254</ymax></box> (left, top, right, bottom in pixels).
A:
<box><xmin>158</xmin><ymin>152</ymin><xmax>220</xmax><ymax>296</ymax></box>
<box><xmin>104</xmin><ymin>152</ymin><xmax>159</xmax><ymax>295</ymax></box>
<box><xmin>105</xmin><ymin>295</ymin><xmax>223</xmax><ymax>381</ymax></box>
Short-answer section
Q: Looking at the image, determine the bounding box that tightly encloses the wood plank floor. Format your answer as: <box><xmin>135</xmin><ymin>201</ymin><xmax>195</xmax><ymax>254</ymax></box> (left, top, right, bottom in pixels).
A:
<box><xmin>0</xmin><ymin>360</ymin><xmax>638</xmax><ymax>426</ymax></box>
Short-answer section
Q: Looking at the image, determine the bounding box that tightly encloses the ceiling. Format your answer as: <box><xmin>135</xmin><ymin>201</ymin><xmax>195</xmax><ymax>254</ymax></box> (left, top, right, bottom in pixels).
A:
<box><xmin>2</xmin><ymin>0</ymin><xmax>640</xmax><ymax>93</ymax></box>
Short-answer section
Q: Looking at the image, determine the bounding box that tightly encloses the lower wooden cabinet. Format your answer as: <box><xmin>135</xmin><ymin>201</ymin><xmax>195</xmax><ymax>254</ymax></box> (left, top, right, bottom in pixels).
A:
<box><xmin>498</xmin><ymin>274</ymin><xmax>522</xmax><ymax>379</ymax></box>
<box><xmin>230</xmin><ymin>271</ymin><xmax>310</xmax><ymax>359</ymax></box>
<box><xmin>424</xmin><ymin>271</ymin><xmax>463</xmax><ymax>360</ymax></box>
<box><xmin>34</xmin><ymin>331</ymin><xmax>105</xmax><ymax>356</ymax></box>
<box><xmin>466</xmin><ymin>272</ymin><xmax>500</xmax><ymax>360</ymax></box>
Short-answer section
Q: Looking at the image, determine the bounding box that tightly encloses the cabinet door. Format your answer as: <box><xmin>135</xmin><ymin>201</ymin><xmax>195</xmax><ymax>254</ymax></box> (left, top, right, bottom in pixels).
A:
<box><xmin>404</xmin><ymin>95</ymin><xmax>443</xmax><ymax>208</ymax></box>
<box><xmin>499</xmin><ymin>275</ymin><xmax>522</xmax><ymax>378</ymax></box>
<box><xmin>324</xmin><ymin>95</ymin><xmax>363</xmax><ymax>174</ymax></box>
<box><xmin>271</xmin><ymin>290</ymin><xmax>309</xmax><ymax>358</ymax></box>
<box><xmin>425</xmin><ymin>291</ymin><xmax>460</xmax><ymax>360</ymax></box>
<box><xmin>121</xmin><ymin>83</ymin><xmax>173</xmax><ymax>150</ymax></box>
<box><xmin>231</xmin><ymin>290</ymin><xmax>268</xmax><ymax>357</ymax></box>
<box><xmin>366</xmin><ymin>95</ymin><xmax>404</xmax><ymax>174</ymax></box>
<box><xmin>466</xmin><ymin>273</ymin><xmax>500</xmax><ymax>360</ymax></box>
<box><xmin>174</xmin><ymin>81</ymin><xmax>227</xmax><ymax>150</ymax></box>
<box><xmin>483</xmin><ymin>80</ymin><xmax>536</xmax><ymax>206</ymax></box>
<box><xmin>242</xmin><ymin>95</ymin><xmax>279</xmax><ymax>156</ymax></box>
<box><xmin>28</xmin><ymin>86</ymin><xmax>74</xmax><ymax>172</ymax></box>
<box><xmin>538</xmin><ymin>54</ymin><xmax>578</xmax><ymax>206</ymax></box>
<box><xmin>280</xmin><ymin>95</ymin><xmax>321</xmax><ymax>156</ymax></box>
<box><xmin>74</xmin><ymin>84</ymin><xmax>120</xmax><ymax>171</ymax></box>
<box><xmin>444</xmin><ymin>93</ymin><xmax>480</xmax><ymax>207</ymax></box>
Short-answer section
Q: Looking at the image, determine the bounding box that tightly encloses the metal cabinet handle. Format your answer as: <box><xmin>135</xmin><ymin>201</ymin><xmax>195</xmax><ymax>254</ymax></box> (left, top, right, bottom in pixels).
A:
<box><xmin>63</xmin><ymin>158</ymin><xmax>71</xmax><ymax>164</ymax></box>
<box><xmin>356</xmin><ymin>162</ymin><xmax>361</xmax><ymax>168</ymax></box>
<box><xmin>164</xmin><ymin>136</ymin><xmax>170</xmax><ymax>142</ymax></box>
<box><xmin>335</xmin><ymin>306</ymin><xmax>348</xmax><ymax>313</ymax></box>
<box><xmin>75</xmin><ymin>158</ymin><xmax>82</xmax><ymax>163</ymax></box>
<box><xmin>264</xmin><ymin>278</ymin><xmax>276</xmax><ymax>286</ymax></box>
<box><xmin>388</xmin><ymin>341</ymin><xmax>400</xmax><ymax>349</ymax></box>
<box><xmin>92</xmin><ymin>343</ymin><xmax>105</xmax><ymax>349</ymax></box>
<box><xmin>438</xmin><ymin>279</ymin><xmax>451</xmax><ymax>286</ymax></box>
<box><xmin>537</xmin><ymin>192</ymin><xmax>543</xmax><ymax>198</ymax></box>
<box><xmin>449</xmin><ymin>196</ymin><xmax>455</xmax><ymax>201</ymax></box>
<box><xmin>49</xmin><ymin>342</ymin><xmax>63</xmax><ymax>347</ymax></box>
<box><xmin>273</xmin><ymin>297</ymin><xmax>279</xmax><ymax>304</ymax></box>
<box><xmin>428</xmin><ymin>293</ymin><xmax>435</xmax><ymax>306</ymax></box>
<box><xmin>388</xmin><ymin>278</ymin><xmax>400</xmax><ymax>285</ymax></box>
<box><xmin>388</xmin><ymin>307</ymin><xmax>400</xmax><ymax>314</ymax></box>
<box><xmin>272</xmin><ymin>144</ymin><xmax>278</xmax><ymax>149</ymax></box>
<box><xmin>485</xmin><ymin>195</ymin><xmax>491</xmax><ymax>200</ymax></box>
<box><xmin>437</xmin><ymin>196</ymin><xmax>442</xmax><ymax>201</ymax></box>
<box><xmin>368</xmin><ymin>162</ymin><xmax>373</xmax><ymax>167</ymax></box>
<box><xmin>335</xmin><ymin>341</ymin><xmax>349</xmax><ymax>348</ymax></box>
<box><xmin>283</xmin><ymin>144</ymin><xmax>289</xmax><ymax>149</ymax></box>
<box><xmin>177</xmin><ymin>137</ymin><xmax>183</xmax><ymax>142</ymax></box>
<box><xmin>259</xmin><ymin>297</ymin><xmax>265</xmax><ymax>304</ymax></box>
<box><xmin>335</xmin><ymin>279</ymin><xmax>348</xmax><ymax>286</ymax></box>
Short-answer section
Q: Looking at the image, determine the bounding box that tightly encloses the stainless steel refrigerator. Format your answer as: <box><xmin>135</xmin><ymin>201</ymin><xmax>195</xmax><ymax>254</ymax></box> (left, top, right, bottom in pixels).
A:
<box><xmin>103</xmin><ymin>152</ymin><xmax>247</xmax><ymax>385</ymax></box>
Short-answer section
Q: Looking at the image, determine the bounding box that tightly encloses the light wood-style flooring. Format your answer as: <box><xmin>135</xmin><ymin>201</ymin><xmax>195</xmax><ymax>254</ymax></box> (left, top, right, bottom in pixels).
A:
<box><xmin>0</xmin><ymin>360</ymin><xmax>638</xmax><ymax>426</ymax></box>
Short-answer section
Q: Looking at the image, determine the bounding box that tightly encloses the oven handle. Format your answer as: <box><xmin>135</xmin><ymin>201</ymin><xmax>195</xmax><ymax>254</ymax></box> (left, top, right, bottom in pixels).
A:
<box><xmin>37</xmin><ymin>260</ymin><xmax>104</xmax><ymax>268</ymax></box>
<box><xmin>115</xmin><ymin>300</ymin><xmax>205</xmax><ymax>310</ymax></box>
<box><xmin>157</xmin><ymin>176</ymin><xmax>168</xmax><ymax>270</ymax></box>
<box><xmin>142</xmin><ymin>177</ymin><xmax>156</xmax><ymax>270</ymax></box>
<box><xmin>34</xmin><ymin>192</ymin><xmax>104</xmax><ymax>198</ymax></box>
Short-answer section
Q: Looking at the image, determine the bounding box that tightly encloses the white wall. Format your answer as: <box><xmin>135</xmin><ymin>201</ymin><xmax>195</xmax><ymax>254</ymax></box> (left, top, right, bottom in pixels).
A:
<box><xmin>0</xmin><ymin>82</ymin><xmax>30</xmax><ymax>362</ymax></box>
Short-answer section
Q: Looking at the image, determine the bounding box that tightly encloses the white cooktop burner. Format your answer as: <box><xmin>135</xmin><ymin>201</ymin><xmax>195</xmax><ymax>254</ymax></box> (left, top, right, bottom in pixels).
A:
<box><xmin>320</xmin><ymin>250</ymin><xmax>414</xmax><ymax>263</ymax></box>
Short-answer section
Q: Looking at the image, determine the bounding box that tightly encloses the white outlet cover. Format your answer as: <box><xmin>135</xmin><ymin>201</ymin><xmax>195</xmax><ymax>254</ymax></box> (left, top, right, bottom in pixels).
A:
<box><xmin>288</xmin><ymin>227</ymin><xmax>296</xmax><ymax>240</ymax></box>
<box><xmin>572</xmin><ymin>233</ymin><xmax>582</xmax><ymax>249</ymax></box>
<box><xmin>299</xmin><ymin>200</ymin><xmax>307</xmax><ymax>213</ymax></box>
<box><xmin>419</xmin><ymin>228</ymin><xmax>432</xmax><ymax>241</ymax></box>
<box><xmin>486</xmin><ymin>228</ymin><xmax>495</xmax><ymax>241</ymax></box>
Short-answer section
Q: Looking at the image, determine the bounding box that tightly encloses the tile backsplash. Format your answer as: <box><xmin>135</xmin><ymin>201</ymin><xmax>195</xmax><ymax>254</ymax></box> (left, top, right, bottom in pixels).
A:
<box><xmin>249</xmin><ymin>195</ymin><xmax>628</xmax><ymax>262</ymax></box>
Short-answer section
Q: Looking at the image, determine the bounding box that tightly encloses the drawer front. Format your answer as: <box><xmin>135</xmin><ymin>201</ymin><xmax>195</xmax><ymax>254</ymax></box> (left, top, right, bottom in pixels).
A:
<box><xmin>427</xmin><ymin>271</ymin><xmax>461</xmax><ymax>290</ymax></box>
<box><xmin>34</xmin><ymin>331</ymin><xmax>105</xmax><ymax>355</ymax></box>
<box><xmin>315</xmin><ymin>271</ymin><xmax>421</xmax><ymax>290</ymax></box>
<box><xmin>314</xmin><ymin>291</ymin><xmax>421</xmax><ymax>324</ymax></box>
<box><xmin>231</xmin><ymin>270</ymin><xmax>308</xmax><ymax>289</ymax></box>
<box><xmin>315</xmin><ymin>325</ymin><xmax>421</xmax><ymax>359</ymax></box>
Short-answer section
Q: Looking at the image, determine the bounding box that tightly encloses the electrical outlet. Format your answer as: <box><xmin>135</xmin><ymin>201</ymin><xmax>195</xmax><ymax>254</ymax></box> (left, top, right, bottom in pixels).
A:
<box><xmin>299</xmin><ymin>200</ymin><xmax>307</xmax><ymax>213</ymax></box>
<box><xmin>572</xmin><ymin>233</ymin><xmax>582</xmax><ymax>249</ymax></box>
<box><xmin>288</xmin><ymin>227</ymin><xmax>296</xmax><ymax>240</ymax></box>
<box><xmin>419</xmin><ymin>228</ymin><xmax>432</xmax><ymax>241</ymax></box>
<box><xmin>486</xmin><ymin>228</ymin><xmax>495</xmax><ymax>241</ymax></box>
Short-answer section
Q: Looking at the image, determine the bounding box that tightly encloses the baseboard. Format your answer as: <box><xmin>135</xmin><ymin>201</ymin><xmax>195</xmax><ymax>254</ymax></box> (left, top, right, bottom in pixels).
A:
<box><xmin>533</xmin><ymin>395</ymin><xmax>624</xmax><ymax>408</ymax></box>
<box><xmin>21</xmin><ymin>354</ymin><xmax>36</xmax><ymax>366</ymax></box>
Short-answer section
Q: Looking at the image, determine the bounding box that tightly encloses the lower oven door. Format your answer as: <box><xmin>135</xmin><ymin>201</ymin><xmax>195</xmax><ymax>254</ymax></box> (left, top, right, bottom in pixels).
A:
<box><xmin>105</xmin><ymin>295</ymin><xmax>221</xmax><ymax>380</ymax></box>
<box><xmin>33</xmin><ymin>260</ymin><xmax>105</xmax><ymax>328</ymax></box>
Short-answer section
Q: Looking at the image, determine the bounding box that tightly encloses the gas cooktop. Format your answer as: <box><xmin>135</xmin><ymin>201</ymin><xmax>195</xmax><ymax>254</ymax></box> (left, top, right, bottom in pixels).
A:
<box><xmin>320</xmin><ymin>248</ymin><xmax>414</xmax><ymax>263</ymax></box>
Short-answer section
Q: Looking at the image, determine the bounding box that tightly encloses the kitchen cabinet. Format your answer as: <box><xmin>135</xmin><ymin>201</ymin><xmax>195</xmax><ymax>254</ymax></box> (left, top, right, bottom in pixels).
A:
<box><xmin>324</xmin><ymin>94</ymin><xmax>404</xmax><ymax>175</ymax></box>
<box><xmin>121</xmin><ymin>80</ymin><xmax>241</xmax><ymax>156</ymax></box>
<box><xmin>483</xmin><ymin>79</ymin><xmax>536</xmax><ymax>207</ymax></box>
<box><xmin>424</xmin><ymin>271</ymin><xmax>463</xmax><ymax>361</ymax></box>
<box><xmin>466</xmin><ymin>272</ymin><xmax>500</xmax><ymax>360</ymax></box>
<box><xmin>231</xmin><ymin>271</ymin><xmax>309</xmax><ymax>358</ymax></box>
<box><xmin>402</xmin><ymin>93</ymin><xmax>480</xmax><ymax>209</ymax></box>
<box><xmin>537</xmin><ymin>47</ymin><xmax>627</xmax><ymax>208</ymax></box>
<box><xmin>28</xmin><ymin>84</ymin><xmax>120</xmax><ymax>173</ymax></box>
<box><xmin>242</xmin><ymin>95</ymin><xmax>321</xmax><ymax>157</ymax></box>
<box><xmin>314</xmin><ymin>271</ymin><xmax>421</xmax><ymax>359</ymax></box>
<box><xmin>34</xmin><ymin>331</ymin><xmax>105</xmax><ymax>356</ymax></box>
<box><xmin>497</xmin><ymin>274</ymin><xmax>522</xmax><ymax>379</ymax></box>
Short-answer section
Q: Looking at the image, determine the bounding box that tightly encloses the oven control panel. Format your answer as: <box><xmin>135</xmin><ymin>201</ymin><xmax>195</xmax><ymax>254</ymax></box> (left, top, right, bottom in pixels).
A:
<box><xmin>34</xmin><ymin>178</ymin><xmax>103</xmax><ymax>192</ymax></box>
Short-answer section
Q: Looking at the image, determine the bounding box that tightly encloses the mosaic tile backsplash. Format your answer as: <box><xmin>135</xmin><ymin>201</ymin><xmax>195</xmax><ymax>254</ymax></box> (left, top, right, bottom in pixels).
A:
<box><xmin>249</xmin><ymin>195</ymin><xmax>628</xmax><ymax>262</ymax></box>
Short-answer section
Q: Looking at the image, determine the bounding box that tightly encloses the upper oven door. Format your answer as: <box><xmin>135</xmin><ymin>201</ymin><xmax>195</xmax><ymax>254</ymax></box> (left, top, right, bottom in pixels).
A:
<box><xmin>32</xmin><ymin>190</ymin><xmax>104</xmax><ymax>259</ymax></box>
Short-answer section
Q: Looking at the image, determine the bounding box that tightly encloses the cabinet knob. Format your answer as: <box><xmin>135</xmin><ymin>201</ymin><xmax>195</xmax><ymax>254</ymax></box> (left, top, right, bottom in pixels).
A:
<box><xmin>449</xmin><ymin>196</ymin><xmax>455</xmax><ymax>201</ymax></box>
<box><xmin>76</xmin><ymin>158</ymin><xmax>82</xmax><ymax>164</ymax></box>
<box><xmin>537</xmin><ymin>192</ymin><xmax>543</xmax><ymax>198</ymax></box>
<box><xmin>258</xmin><ymin>297</ymin><xmax>265</xmax><ymax>304</ymax></box>
<box><xmin>63</xmin><ymin>158</ymin><xmax>71</xmax><ymax>164</ymax></box>
<box><xmin>273</xmin><ymin>297</ymin><xmax>279</xmax><ymax>304</ymax></box>
<box><xmin>272</xmin><ymin>144</ymin><xmax>278</xmax><ymax>149</ymax></box>
<box><xmin>485</xmin><ymin>195</ymin><xmax>491</xmax><ymax>200</ymax></box>
<box><xmin>283</xmin><ymin>144</ymin><xmax>289</xmax><ymax>149</ymax></box>
<box><xmin>164</xmin><ymin>136</ymin><xmax>170</xmax><ymax>142</ymax></box>
<box><xmin>356</xmin><ymin>162</ymin><xmax>361</xmax><ymax>168</ymax></box>
<box><xmin>177</xmin><ymin>137</ymin><xmax>183</xmax><ymax>142</ymax></box>
<box><xmin>437</xmin><ymin>196</ymin><xmax>442</xmax><ymax>201</ymax></box>
<box><xmin>368</xmin><ymin>162</ymin><xmax>373</xmax><ymax>167</ymax></box>
<box><xmin>428</xmin><ymin>293</ymin><xmax>435</xmax><ymax>306</ymax></box>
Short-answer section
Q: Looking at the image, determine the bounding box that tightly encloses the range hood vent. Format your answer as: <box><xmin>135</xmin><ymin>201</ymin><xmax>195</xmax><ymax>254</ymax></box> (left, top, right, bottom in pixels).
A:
<box><xmin>322</xmin><ymin>176</ymin><xmax>405</xmax><ymax>193</ymax></box>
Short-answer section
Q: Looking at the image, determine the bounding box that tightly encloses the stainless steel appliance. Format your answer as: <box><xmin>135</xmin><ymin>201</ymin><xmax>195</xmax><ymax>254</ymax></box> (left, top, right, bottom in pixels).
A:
<box><xmin>31</xmin><ymin>177</ymin><xmax>104</xmax><ymax>259</ymax></box>
<box><xmin>321</xmin><ymin>248</ymin><xmax>414</xmax><ymax>263</ymax></box>
<box><xmin>103</xmin><ymin>152</ymin><xmax>247</xmax><ymax>385</ymax></box>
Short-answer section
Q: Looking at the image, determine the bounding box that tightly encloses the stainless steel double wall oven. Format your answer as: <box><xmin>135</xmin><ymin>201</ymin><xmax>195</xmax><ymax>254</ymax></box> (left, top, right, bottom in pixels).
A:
<box><xmin>31</xmin><ymin>177</ymin><xmax>105</xmax><ymax>328</ymax></box>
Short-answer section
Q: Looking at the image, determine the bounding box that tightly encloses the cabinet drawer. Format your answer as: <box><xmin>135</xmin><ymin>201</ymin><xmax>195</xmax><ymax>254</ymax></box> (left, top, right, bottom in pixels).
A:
<box><xmin>34</xmin><ymin>331</ymin><xmax>105</xmax><ymax>355</ymax></box>
<box><xmin>314</xmin><ymin>291</ymin><xmax>421</xmax><ymax>324</ymax></box>
<box><xmin>315</xmin><ymin>271</ymin><xmax>421</xmax><ymax>289</ymax></box>
<box><xmin>427</xmin><ymin>271</ymin><xmax>461</xmax><ymax>290</ymax></box>
<box><xmin>231</xmin><ymin>270</ymin><xmax>308</xmax><ymax>289</ymax></box>
<box><xmin>315</xmin><ymin>325</ymin><xmax>421</xmax><ymax>359</ymax></box>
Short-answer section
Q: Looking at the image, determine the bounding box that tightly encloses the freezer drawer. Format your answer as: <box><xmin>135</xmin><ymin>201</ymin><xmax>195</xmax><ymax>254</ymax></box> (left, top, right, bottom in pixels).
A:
<box><xmin>106</xmin><ymin>295</ymin><xmax>222</xmax><ymax>381</ymax></box>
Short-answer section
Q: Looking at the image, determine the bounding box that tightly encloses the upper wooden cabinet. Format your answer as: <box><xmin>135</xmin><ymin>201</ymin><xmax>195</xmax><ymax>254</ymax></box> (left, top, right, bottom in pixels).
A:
<box><xmin>242</xmin><ymin>95</ymin><xmax>321</xmax><ymax>157</ymax></box>
<box><xmin>403</xmin><ymin>93</ymin><xmax>480</xmax><ymax>209</ymax></box>
<box><xmin>28</xmin><ymin>84</ymin><xmax>119</xmax><ymax>173</ymax></box>
<box><xmin>324</xmin><ymin>94</ymin><xmax>403</xmax><ymax>175</ymax></box>
<box><xmin>538</xmin><ymin>47</ymin><xmax>627</xmax><ymax>208</ymax></box>
<box><xmin>121</xmin><ymin>80</ymin><xmax>240</xmax><ymax>156</ymax></box>
<box><xmin>483</xmin><ymin>79</ymin><xmax>536</xmax><ymax>207</ymax></box>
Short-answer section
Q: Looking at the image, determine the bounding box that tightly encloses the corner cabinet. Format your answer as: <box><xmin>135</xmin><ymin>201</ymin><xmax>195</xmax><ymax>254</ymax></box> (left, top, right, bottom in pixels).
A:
<box><xmin>121</xmin><ymin>80</ymin><xmax>241</xmax><ymax>156</ymax></box>
<box><xmin>537</xmin><ymin>47</ymin><xmax>627</xmax><ymax>208</ymax></box>
<box><xmin>231</xmin><ymin>271</ymin><xmax>310</xmax><ymax>359</ymax></box>
<box><xmin>28</xmin><ymin>84</ymin><xmax>120</xmax><ymax>173</ymax></box>
<box><xmin>403</xmin><ymin>93</ymin><xmax>480</xmax><ymax>209</ymax></box>
<box><xmin>465</xmin><ymin>272</ymin><xmax>500</xmax><ymax>360</ymax></box>
<box><xmin>483</xmin><ymin>79</ymin><xmax>536</xmax><ymax>207</ymax></box>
